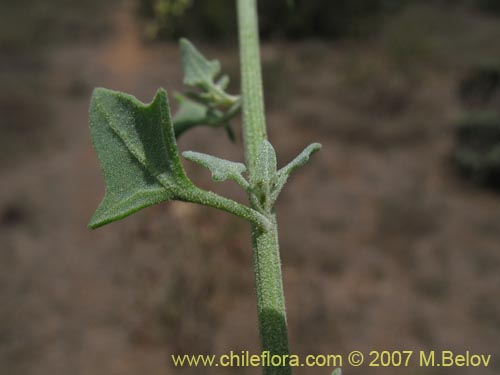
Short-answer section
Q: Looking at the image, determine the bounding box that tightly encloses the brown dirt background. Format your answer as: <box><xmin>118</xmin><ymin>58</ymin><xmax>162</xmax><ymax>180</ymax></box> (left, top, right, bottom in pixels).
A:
<box><xmin>1</xmin><ymin>1</ymin><xmax>499</xmax><ymax>375</ymax></box>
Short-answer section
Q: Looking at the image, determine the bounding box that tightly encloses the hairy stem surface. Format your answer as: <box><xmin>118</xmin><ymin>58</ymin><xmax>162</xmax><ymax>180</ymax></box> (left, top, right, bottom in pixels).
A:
<box><xmin>238</xmin><ymin>0</ymin><xmax>267</xmax><ymax>172</ymax></box>
<box><xmin>237</xmin><ymin>1</ymin><xmax>291</xmax><ymax>374</ymax></box>
<box><xmin>180</xmin><ymin>186</ymin><xmax>270</xmax><ymax>231</ymax></box>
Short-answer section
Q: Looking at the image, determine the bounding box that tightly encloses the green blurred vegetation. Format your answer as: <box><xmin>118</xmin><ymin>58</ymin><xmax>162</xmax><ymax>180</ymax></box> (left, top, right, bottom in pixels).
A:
<box><xmin>138</xmin><ymin>0</ymin><xmax>411</xmax><ymax>40</ymax></box>
<box><xmin>137</xmin><ymin>0</ymin><xmax>500</xmax><ymax>41</ymax></box>
<box><xmin>476</xmin><ymin>0</ymin><xmax>500</xmax><ymax>13</ymax></box>
<box><xmin>454</xmin><ymin>64</ymin><xmax>500</xmax><ymax>188</ymax></box>
<box><xmin>454</xmin><ymin>111</ymin><xmax>500</xmax><ymax>187</ymax></box>
<box><xmin>138</xmin><ymin>0</ymin><xmax>234</xmax><ymax>40</ymax></box>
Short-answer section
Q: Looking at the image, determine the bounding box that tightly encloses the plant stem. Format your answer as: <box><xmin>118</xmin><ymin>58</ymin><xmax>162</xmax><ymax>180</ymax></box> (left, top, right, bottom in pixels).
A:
<box><xmin>237</xmin><ymin>0</ymin><xmax>267</xmax><ymax>172</ymax></box>
<box><xmin>179</xmin><ymin>186</ymin><xmax>271</xmax><ymax>231</ymax></box>
<box><xmin>251</xmin><ymin>216</ymin><xmax>290</xmax><ymax>375</ymax></box>
<box><xmin>237</xmin><ymin>1</ymin><xmax>291</xmax><ymax>374</ymax></box>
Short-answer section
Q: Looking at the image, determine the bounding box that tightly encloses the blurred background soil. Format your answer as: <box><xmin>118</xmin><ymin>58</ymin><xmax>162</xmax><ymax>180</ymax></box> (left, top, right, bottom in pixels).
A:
<box><xmin>1</xmin><ymin>1</ymin><xmax>500</xmax><ymax>374</ymax></box>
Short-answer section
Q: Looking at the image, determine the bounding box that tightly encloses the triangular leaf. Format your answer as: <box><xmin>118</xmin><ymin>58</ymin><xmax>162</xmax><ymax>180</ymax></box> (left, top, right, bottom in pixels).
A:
<box><xmin>88</xmin><ymin>88</ymin><xmax>193</xmax><ymax>229</ymax></box>
<box><xmin>175</xmin><ymin>39</ymin><xmax>240</xmax><ymax>139</ymax></box>
<box><xmin>180</xmin><ymin>38</ymin><xmax>221</xmax><ymax>89</ymax></box>
<box><xmin>183</xmin><ymin>151</ymin><xmax>249</xmax><ymax>189</ymax></box>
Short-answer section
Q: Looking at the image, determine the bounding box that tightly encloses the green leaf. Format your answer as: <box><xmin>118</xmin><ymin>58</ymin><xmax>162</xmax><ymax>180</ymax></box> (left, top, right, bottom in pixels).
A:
<box><xmin>270</xmin><ymin>142</ymin><xmax>321</xmax><ymax>205</ymax></box>
<box><xmin>250</xmin><ymin>140</ymin><xmax>278</xmax><ymax>210</ymax></box>
<box><xmin>172</xmin><ymin>94</ymin><xmax>235</xmax><ymax>140</ymax></box>
<box><xmin>331</xmin><ymin>369</ymin><xmax>342</xmax><ymax>375</ymax></box>
<box><xmin>254</xmin><ymin>140</ymin><xmax>277</xmax><ymax>186</ymax></box>
<box><xmin>180</xmin><ymin>38</ymin><xmax>220</xmax><ymax>89</ymax></box>
<box><xmin>278</xmin><ymin>143</ymin><xmax>322</xmax><ymax>179</ymax></box>
<box><xmin>173</xmin><ymin>93</ymin><xmax>208</xmax><ymax>126</ymax></box>
<box><xmin>88</xmin><ymin>87</ymin><xmax>193</xmax><ymax>229</ymax></box>
<box><xmin>253</xmin><ymin>140</ymin><xmax>277</xmax><ymax>190</ymax></box>
<box><xmin>182</xmin><ymin>151</ymin><xmax>249</xmax><ymax>189</ymax></box>
<box><xmin>216</xmin><ymin>74</ymin><xmax>231</xmax><ymax>90</ymax></box>
<box><xmin>88</xmin><ymin>87</ymin><xmax>271</xmax><ymax>231</ymax></box>
<box><xmin>175</xmin><ymin>39</ymin><xmax>240</xmax><ymax>139</ymax></box>
<box><xmin>173</xmin><ymin>94</ymin><xmax>209</xmax><ymax>137</ymax></box>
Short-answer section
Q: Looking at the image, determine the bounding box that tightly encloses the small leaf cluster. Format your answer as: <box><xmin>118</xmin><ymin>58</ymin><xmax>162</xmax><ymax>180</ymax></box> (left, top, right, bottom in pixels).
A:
<box><xmin>249</xmin><ymin>140</ymin><xmax>321</xmax><ymax>214</ymax></box>
<box><xmin>173</xmin><ymin>39</ymin><xmax>240</xmax><ymax>140</ymax></box>
<box><xmin>88</xmin><ymin>39</ymin><xmax>320</xmax><ymax>230</ymax></box>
